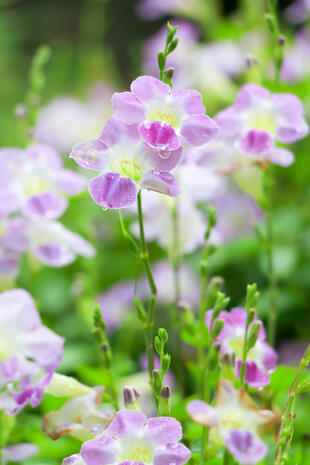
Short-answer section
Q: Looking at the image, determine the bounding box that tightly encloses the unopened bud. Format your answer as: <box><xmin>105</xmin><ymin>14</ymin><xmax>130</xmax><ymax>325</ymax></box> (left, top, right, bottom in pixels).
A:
<box><xmin>152</xmin><ymin>369</ymin><xmax>162</xmax><ymax>395</ymax></box>
<box><xmin>164</xmin><ymin>67</ymin><xmax>174</xmax><ymax>80</ymax></box>
<box><xmin>212</xmin><ymin>319</ymin><xmax>224</xmax><ymax>339</ymax></box>
<box><xmin>162</xmin><ymin>354</ymin><xmax>171</xmax><ymax>373</ymax></box>
<box><xmin>247</xmin><ymin>308</ymin><xmax>256</xmax><ymax>325</ymax></box>
<box><xmin>123</xmin><ymin>386</ymin><xmax>141</xmax><ymax>409</ymax></box>
<box><xmin>220</xmin><ymin>351</ymin><xmax>235</xmax><ymax>367</ymax></box>
<box><xmin>245</xmin><ymin>53</ymin><xmax>258</xmax><ymax>68</ymax></box>
<box><xmin>278</xmin><ymin>34</ymin><xmax>286</xmax><ymax>46</ymax></box>
<box><xmin>247</xmin><ymin>321</ymin><xmax>261</xmax><ymax>350</ymax></box>
<box><xmin>158</xmin><ymin>328</ymin><xmax>168</xmax><ymax>344</ymax></box>
<box><xmin>154</xmin><ymin>336</ymin><xmax>162</xmax><ymax>356</ymax></box>
<box><xmin>160</xmin><ymin>385</ymin><xmax>171</xmax><ymax>399</ymax></box>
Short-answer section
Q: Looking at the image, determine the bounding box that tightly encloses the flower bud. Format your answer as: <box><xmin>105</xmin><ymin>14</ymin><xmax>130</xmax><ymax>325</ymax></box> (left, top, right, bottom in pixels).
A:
<box><xmin>247</xmin><ymin>321</ymin><xmax>261</xmax><ymax>350</ymax></box>
<box><xmin>154</xmin><ymin>336</ymin><xmax>162</xmax><ymax>356</ymax></box>
<box><xmin>160</xmin><ymin>385</ymin><xmax>171</xmax><ymax>399</ymax></box>
<box><xmin>162</xmin><ymin>354</ymin><xmax>171</xmax><ymax>373</ymax></box>
<box><xmin>123</xmin><ymin>386</ymin><xmax>141</xmax><ymax>410</ymax></box>
<box><xmin>158</xmin><ymin>328</ymin><xmax>168</xmax><ymax>345</ymax></box>
<box><xmin>220</xmin><ymin>351</ymin><xmax>235</xmax><ymax>367</ymax></box>
<box><xmin>212</xmin><ymin>319</ymin><xmax>224</xmax><ymax>339</ymax></box>
<box><xmin>135</xmin><ymin>297</ymin><xmax>146</xmax><ymax>325</ymax></box>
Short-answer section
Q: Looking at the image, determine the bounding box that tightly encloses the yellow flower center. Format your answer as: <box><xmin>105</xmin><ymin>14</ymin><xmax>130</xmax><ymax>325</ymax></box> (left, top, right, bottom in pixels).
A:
<box><xmin>121</xmin><ymin>443</ymin><xmax>152</xmax><ymax>464</ymax></box>
<box><xmin>249</xmin><ymin>114</ymin><xmax>276</xmax><ymax>134</ymax></box>
<box><xmin>147</xmin><ymin>108</ymin><xmax>180</xmax><ymax>129</ymax></box>
<box><xmin>110</xmin><ymin>158</ymin><xmax>142</xmax><ymax>182</ymax></box>
<box><xmin>23</xmin><ymin>175</ymin><xmax>50</xmax><ymax>196</ymax></box>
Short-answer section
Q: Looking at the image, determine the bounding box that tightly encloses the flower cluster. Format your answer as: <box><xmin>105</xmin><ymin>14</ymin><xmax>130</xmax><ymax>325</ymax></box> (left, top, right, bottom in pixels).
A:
<box><xmin>0</xmin><ymin>289</ymin><xmax>64</xmax><ymax>414</ymax></box>
<box><xmin>63</xmin><ymin>409</ymin><xmax>190</xmax><ymax>465</ymax></box>
<box><xmin>70</xmin><ymin>75</ymin><xmax>219</xmax><ymax>209</ymax></box>
<box><xmin>0</xmin><ymin>143</ymin><xmax>95</xmax><ymax>276</ymax></box>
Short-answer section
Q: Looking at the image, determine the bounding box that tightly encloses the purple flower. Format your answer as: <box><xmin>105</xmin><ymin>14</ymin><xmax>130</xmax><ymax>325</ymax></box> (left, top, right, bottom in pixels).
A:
<box><xmin>0</xmin><ymin>289</ymin><xmax>64</xmax><ymax>414</ymax></box>
<box><xmin>215</xmin><ymin>83</ymin><xmax>308</xmax><ymax>167</ymax></box>
<box><xmin>62</xmin><ymin>409</ymin><xmax>190</xmax><ymax>465</ymax></box>
<box><xmin>112</xmin><ymin>75</ymin><xmax>219</xmax><ymax>152</ymax></box>
<box><xmin>0</xmin><ymin>144</ymin><xmax>86</xmax><ymax>220</ymax></box>
<box><xmin>2</xmin><ymin>217</ymin><xmax>95</xmax><ymax>268</ymax></box>
<box><xmin>205</xmin><ymin>307</ymin><xmax>277</xmax><ymax>389</ymax></box>
<box><xmin>70</xmin><ymin>116</ymin><xmax>181</xmax><ymax>209</ymax></box>
<box><xmin>43</xmin><ymin>386</ymin><xmax>114</xmax><ymax>441</ymax></box>
<box><xmin>187</xmin><ymin>380</ymin><xmax>278</xmax><ymax>465</ymax></box>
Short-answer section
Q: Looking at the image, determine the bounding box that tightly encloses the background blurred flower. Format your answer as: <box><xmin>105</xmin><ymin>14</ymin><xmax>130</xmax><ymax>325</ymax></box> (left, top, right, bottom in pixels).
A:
<box><xmin>280</xmin><ymin>29</ymin><xmax>310</xmax><ymax>82</ymax></box>
<box><xmin>206</xmin><ymin>307</ymin><xmax>277</xmax><ymax>388</ymax></box>
<box><xmin>3</xmin><ymin>443</ymin><xmax>39</xmax><ymax>464</ymax></box>
<box><xmin>34</xmin><ymin>83</ymin><xmax>113</xmax><ymax>154</ymax></box>
<box><xmin>187</xmin><ymin>380</ymin><xmax>278</xmax><ymax>464</ymax></box>
<box><xmin>0</xmin><ymin>289</ymin><xmax>64</xmax><ymax>414</ymax></box>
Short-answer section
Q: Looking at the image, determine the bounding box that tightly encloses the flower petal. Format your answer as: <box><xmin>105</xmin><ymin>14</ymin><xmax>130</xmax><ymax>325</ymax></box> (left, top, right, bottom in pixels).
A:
<box><xmin>260</xmin><ymin>341</ymin><xmax>278</xmax><ymax>372</ymax></box>
<box><xmin>144</xmin><ymin>417</ymin><xmax>182</xmax><ymax>445</ymax></box>
<box><xmin>181</xmin><ymin>114</ymin><xmax>219</xmax><ymax>146</ymax></box>
<box><xmin>236</xmin><ymin>360</ymin><xmax>270</xmax><ymax>389</ymax></box>
<box><xmin>55</xmin><ymin>169</ymin><xmax>87</xmax><ymax>195</ymax></box>
<box><xmin>99</xmin><ymin>116</ymin><xmax>140</xmax><ymax>146</ymax></box>
<box><xmin>22</xmin><ymin>193</ymin><xmax>68</xmax><ymax>220</ymax></box>
<box><xmin>139</xmin><ymin>121</ymin><xmax>180</xmax><ymax>151</ymax></box>
<box><xmin>240</xmin><ymin>130</ymin><xmax>274</xmax><ymax>155</ymax></box>
<box><xmin>131</xmin><ymin>75</ymin><xmax>170</xmax><ymax>102</ymax></box>
<box><xmin>141</xmin><ymin>170</ymin><xmax>180</xmax><ymax>197</ymax></box>
<box><xmin>81</xmin><ymin>435</ymin><xmax>118</xmax><ymax>465</ymax></box>
<box><xmin>70</xmin><ymin>138</ymin><xmax>109</xmax><ymax>171</ymax></box>
<box><xmin>186</xmin><ymin>400</ymin><xmax>220</xmax><ymax>427</ymax></box>
<box><xmin>148</xmin><ymin>146</ymin><xmax>182</xmax><ymax>171</ymax></box>
<box><xmin>153</xmin><ymin>443</ymin><xmax>191</xmax><ymax>465</ymax></box>
<box><xmin>171</xmin><ymin>89</ymin><xmax>205</xmax><ymax>114</ymax></box>
<box><xmin>223</xmin><ymin>429</ymin><xmax>267</xmax><ymax>465</ymax></box>
<box><xmin>88</xmin><ymin>173</ymin><xmax>137</xmax><ymax>209</ymax></box>
<box><xmin>105</xmin><ymin>409</ymin><xmax>146</xmax><ymax>438</ymax></box>
<box><xmin>267</xmin><ymin>148</ymin><xmax>295</xmax><ymax>167</ymax></box>
<box><xmin>112</xmin><ymin>92</ymin><xmax>146</xmax><ymax>123</ymax></box>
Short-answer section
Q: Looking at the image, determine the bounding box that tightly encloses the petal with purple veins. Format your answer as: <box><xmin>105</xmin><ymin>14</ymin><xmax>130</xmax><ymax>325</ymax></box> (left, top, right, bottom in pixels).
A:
<box><xmin>141</xmin><ymin>170</ymin><xmax>180</xmax><ymax>197</ymax></box>
<box><xmin>88</xmin><ymin>173</ymin><xmax>137</xmax><ymax>209</ymax></box>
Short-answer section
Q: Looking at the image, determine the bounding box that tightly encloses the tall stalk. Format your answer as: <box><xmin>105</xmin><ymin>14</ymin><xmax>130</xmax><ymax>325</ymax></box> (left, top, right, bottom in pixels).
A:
<box><xmin>137</xmin><ymin>190</ymin><xmax>157</xmax><ymax>378</ymax></box>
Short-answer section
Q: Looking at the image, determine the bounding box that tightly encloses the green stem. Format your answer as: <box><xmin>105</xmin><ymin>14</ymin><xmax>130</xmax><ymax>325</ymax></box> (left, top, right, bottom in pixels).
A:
<box><xmin>240</xmin><ymin>318</ymin><xmax>250</xmax><ymax>386</ymax></box>
<box><xmin>275</xmin><ymin>345</ymin><xmax>310</xmax><ymax>464</ymax></box>
<box><xmin>137</xmin><ymin>190</ymin><xmax>157</xmax><ymax>378</ymax></box>
<box><xmin>223</xmin><ymin>448</ymin><xmax>234</xmax><ymax>465</ymax></box>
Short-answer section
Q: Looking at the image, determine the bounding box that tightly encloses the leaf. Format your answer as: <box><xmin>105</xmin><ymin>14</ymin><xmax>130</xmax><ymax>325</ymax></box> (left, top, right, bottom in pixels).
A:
<box><xmin>270</xmin><ymin>365</ymin><xmax>309</xmax><ymax>391</ymax></box>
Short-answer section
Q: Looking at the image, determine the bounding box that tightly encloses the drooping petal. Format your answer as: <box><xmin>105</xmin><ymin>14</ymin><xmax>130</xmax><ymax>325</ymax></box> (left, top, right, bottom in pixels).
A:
<box><xmin>139</xmin><ymin>121</ymin><xmax>180</xmax><ymax>151</ymax></box>
<box><xmin>131</xmin><ymin>75</ymin><xmax>170</xmax><ymax>102</ymax></box>
<box><xmin>22</xmin><ymin>193</ymin><xmax>68</xmax><ymax>220</ymax></box>
<box><xmin>81</xmin><ymin>435</ymin><xmax>118</xmax><ymax>465</ymax></box>
<box><xmin>141</xmin><ymin>170</ymin><xmax>180</xmax><ymax>197</ymax></box>
<box><xmin>223</xmin><ymin>429</ymin><xmax>267</xmax><ymax>465</ymax></box>
<box><xmin>267</xmin><ymin>148</ymin><xmax>295</xmax><ymax>167</ymax></box>
<box><xmin>144</xmin><ymin>417</ymin><xmax>182</xmax><ymax>445</ymax></box>
<box><xmin>70</xmin><ymin>138</ymin><xmax>109</xmax><ymax>171</ymax></box>
<box><xmin>112</xmin><ymin>92</ymin><xmax>146</xmax><ymax>123</ymax></box>
<box><xmin>239</xmin><ymin>130</ymin><xmax>274</xmax><ymax>155</ymax></box>
<box><xmin>181</xmin><ymin>114</ymin><xmax>219</xmax><ymax>146</ymax></box>
<box><xmin>186</xmin><ymin>400</ymin><xmax>220</xmax><ymax>427</ymax></box>
<box><xmin>88</xmin><ymin>173</ymin><xmax>137</xmax><ymax>209</ymax></box>
<box><xmin>105</xmin><ymin>409</ymin><xmax>146</xmax><ymax>438</ymax></box>
<box><xmin>235</xmin><ymin>360</ymin><xmax>270</xmax><ymax>389</ymax></box>
<box><xmin>153</xmin><ymin>443</ymin><xmax>191</xmax><ymax>465</ymax></box>
<box><xmin>277</xmin><ymin>119</ymin><xmax>309</xmax><ymax>143</ymax></box>
<box><xmin>0</xmin><ymin>289</ymin><xmax>40</xmax><ymax>330</ymax></box>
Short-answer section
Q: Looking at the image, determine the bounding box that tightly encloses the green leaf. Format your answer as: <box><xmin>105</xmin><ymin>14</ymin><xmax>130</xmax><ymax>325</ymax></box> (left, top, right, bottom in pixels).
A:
<box><xmin>270</xmin><ymin>365</ymin><xmax>309</xmax><ymax>391</ymax></box>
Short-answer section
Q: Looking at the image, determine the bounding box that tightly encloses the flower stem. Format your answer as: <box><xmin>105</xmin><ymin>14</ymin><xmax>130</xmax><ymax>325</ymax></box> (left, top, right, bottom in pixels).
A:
<box><xmin>137</xmin><ymin>190</ymin><xmax>157</xmax><ymax>378</ymax></box>
<box><xmin>275</xmin><ymin>345</ymin><xmax>310</xmax><ymax>465</ymax></box>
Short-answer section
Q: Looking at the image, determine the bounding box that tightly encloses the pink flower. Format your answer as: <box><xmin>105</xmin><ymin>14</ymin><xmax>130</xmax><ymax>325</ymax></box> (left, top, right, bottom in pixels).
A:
<box><xmin>112</xmin><ymin>75</ymin><xmax>219</xmax><ymax>152</ymax></box>
<box><xmin>70</xmin><ymin>116</ymin><xmax>181</xmax><ymax>209</ymax></box>
<box><xmin>0</xmin><ymin>289</ymin><xmax>64</xmax><ymax>414</ymax></box>
<box><xmin>205</xmin><ymin>307</ymin><xmax>277</xmax><ymax>389</ymax></box>
<box><xmin>215</xmin><ymin>83</ymin><xmax>308</xmax><ymax>167</ymax></box>
<box><xmin>280</xmin><ymin>29</ymin><xmax>310</xmax><ymax>82</ymax></box>
<box><xmin>187</xmin><ymin>380</ymin><xmax>278</xmax><ymax>465</ymax></box>
<box><xmin>62</xmin><ymin>409</ymin><xmax>190</xmax><ymax>465</ymax></box>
